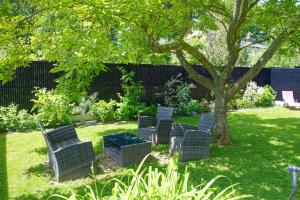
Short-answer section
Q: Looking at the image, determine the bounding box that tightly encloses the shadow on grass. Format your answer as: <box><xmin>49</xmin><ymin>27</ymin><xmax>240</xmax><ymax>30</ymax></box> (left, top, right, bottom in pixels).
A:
<box><xmin>13</xmin><ymin>112</ymin><xmax>300</xmax><ymax>199</ymax></box>
<box><xmin>16</xmin><ymin>157</ymin><xmax>165</xmax><ymax>200</ymax></box>
<box><xmin>183</xmin><ymin>113</ymin><xmax>300</xmax><ymax>199</ymax></box>
<box><xmin>0</xmin><ymin>134</ymin><xmax>8</xmax><ymax>200</ymax></box>
<box><xmin>26</xmin><ymin>163</ymin><xmax>51</xmax><ymax>177</ymax></box>
<box><xmin>13</xmin><ymin>174</ymin><xmax>123</xmax><ymax>200</ymax></box>
<box><xmin>33</xmin><ymin>146</ymin><xmax>47</xmax><ymax>155</ymax></box>
<box><xmin>17</xmin><ymin>124</ymin><xmax>168</xmax><ymax>200</ymax></box>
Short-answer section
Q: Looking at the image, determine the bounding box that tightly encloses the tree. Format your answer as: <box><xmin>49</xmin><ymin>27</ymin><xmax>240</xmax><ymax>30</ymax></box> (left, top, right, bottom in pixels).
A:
<box><xmin>109</xmin><ymin>0</ymin><xmax>300</xmax><ymax>145</ymax></box>
<box><xmin>1</xmin><ymin>0</ymin><xmax>300</xmax><ymax>144</ymax></box>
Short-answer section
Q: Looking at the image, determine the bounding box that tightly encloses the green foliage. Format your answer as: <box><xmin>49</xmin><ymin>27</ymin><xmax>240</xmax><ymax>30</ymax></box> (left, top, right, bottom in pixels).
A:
<box><xmin>32</xmin><ymin>88</ymin><xmax>74</xmax><ymax>127</ymax></box>
<box><xmin>164</xmin><ymin>74</ymin><xmax>203</xmax><ymax>115</ymax></box>
<box><xmin>116</xmin><ymin>68</ymin><xmax>148</xmax><ymax>120</ymax></box>
<box><xmin>256</xmin><ymin>85</ymin><xmax>277</xmax><ymax>107</ymax></box>
<box><xmin>0</xmin><ymin>0</ymin><xmax>34</xmax><ymax>83</ymax></box>
<box><xmin>227</xmin><ymin>90</ymin><xmax>244</xmax><ymax>110</ymax></box>
<box><xmin>73</xmin><ymin>93</ymin><xmax>98</xmax><ymax>123</ymax></box>
<box><xmin>0</xmin><ymin>104</ymin><xmax>37</xmax><ymax>133</ymax></box>
<box><xmin>93</xmin><ymin>100</ymin><xmax>117</xmax><ymax>122</ymax></box>
<box><xmin>52</xmin><ymin>156</ymin><xmax>250</xmax><ymax>200</ymax></box>
<box><xmin>228</xmin><ymin>82</ymin><xmax>276</xmax><ymax>109</ymax></box>
<box><xmin>139</xmin><ymin>104</ymin><xmax>158</xmax><ymax>116</ymax></box>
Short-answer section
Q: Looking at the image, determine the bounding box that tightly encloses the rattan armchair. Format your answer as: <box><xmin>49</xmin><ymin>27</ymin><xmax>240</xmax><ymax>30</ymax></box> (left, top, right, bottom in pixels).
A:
<box><xmin>39</xmin><ymin>123</ymin><xmax>95</xmax><ymax>182</ymax></box>
<box><xmin>138</xmin><ymin>106</ymin><xmax>174</xmax><ymax>145</ymax></box>
<box><xmin>169</xmin><ymin>113</ymin><xmax>214</xmax><ymax>161</ymax></box>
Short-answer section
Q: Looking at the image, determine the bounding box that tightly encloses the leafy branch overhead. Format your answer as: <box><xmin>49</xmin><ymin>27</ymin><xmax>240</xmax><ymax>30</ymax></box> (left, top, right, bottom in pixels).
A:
<box><xmin>115</xmin><ymin>0</ymin><xmax>300</xmax><ymax>144</ymax></box>
<box><xmin>136</xmin><ymin>0</ymin><xmax>300</xmax><ymax>97</ymax></box>
<box><xmin>0</xmin><ymin>0</ymin><xmax>300</xmax><ymax>145</ymax></box>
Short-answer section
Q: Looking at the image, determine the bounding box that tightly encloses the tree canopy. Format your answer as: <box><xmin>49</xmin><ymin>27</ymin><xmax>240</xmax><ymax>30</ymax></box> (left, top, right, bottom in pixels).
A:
<box><xmin>1</xmin><ymin>0</ymin><xmax>300</xmax><ymax>144</ymax></box>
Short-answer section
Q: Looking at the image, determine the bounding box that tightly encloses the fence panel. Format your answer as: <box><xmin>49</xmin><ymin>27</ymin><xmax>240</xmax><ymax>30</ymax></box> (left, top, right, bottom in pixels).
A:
<box><xmin>0</xmin><ymin>61</ymin><xmax>275</xmax><ymax>110</ymax></box>
<box><xmin>271</xmin><ymin>68</ymin><xmax>300</xmax><ymax>100</ymax></box>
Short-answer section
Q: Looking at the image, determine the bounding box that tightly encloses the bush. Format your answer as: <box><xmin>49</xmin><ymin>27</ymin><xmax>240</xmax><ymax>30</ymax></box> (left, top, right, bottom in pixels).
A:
<box><xmin>51</xmin><ymin>156</ymin><xmax>251</xmax><ymax>200</ymax></box>
<box><xmin>0</xmin><ymin>104</ymin><xmax>37</xmax><ymax>133</ymax></box>
<box><xmin>243</xmin><ymin>82</ymin><xmax>262</xmax><ymax>103</ymax></box>
<box><xmin>116</xmin><ymin>67</ymin><xmax>148</xmax><ymax>120</ymax></box>
<box><xmin>138</xmin><ymin>104</ymin><xmax>158</xmax><ymax>116</ymax></box>
<box><xmin>73</xmin><ymin>93</ymin><xmax>98</xmax><ymax>123</ymax></box>
<box><xmin>228</xmin><ymin>82</ymin><xmax>276</xmax><ymax>110</ymax></box>
<box><xmin>256</xmin><ymin>85</ymin><xmax>276</xmax><ymax>107</ymax></box>
<box><xmin>164</xmin><ymin>74</ymin><xmax>203</xmax><ymax>115</ymax></box>
<box><xmin>93</xmin><ymin>100</ymin><xmax>117</xmax><ymax>122</ymax></box>
<box><xmin>32</xmin><ymin>88</ymin><xmax>74</xmax><ymax>127</ymax></box>
<box><xmin>228</xmin><ymin>90</ymin><xmax>258</xmax><ymax>110</ymax></box>
<box><xmin>177</xmin><ymin>99</ymin><xmax>206</xmax><ymax>116</ymax></box>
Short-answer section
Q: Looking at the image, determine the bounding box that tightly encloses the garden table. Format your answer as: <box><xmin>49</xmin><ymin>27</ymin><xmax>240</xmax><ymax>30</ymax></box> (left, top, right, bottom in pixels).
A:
<box><xmin>103</xmin><ymin>133</ymin><xmax>151</xmax><ymax>166</ymax></box>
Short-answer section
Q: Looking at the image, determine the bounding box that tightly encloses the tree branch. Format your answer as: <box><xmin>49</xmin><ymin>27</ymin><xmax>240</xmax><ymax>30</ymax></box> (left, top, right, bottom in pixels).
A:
<box><xmin>249</xmin><ymin>0</ymin><xmax>261</xmax><ymax>11</ymax></box>
<box><xmin>239</xmin><ymin>39</ymin><xmax>268</xmax><ymax>50</ymax></box>
<box><xmin>224</xmin><ymin>0</ymin><xmax>251</xmax><ymax>81</ymax></box>
<box><xmin>227</xmin><ymin>31</ymin><xmax>289</xmax><ymax>97</ymax></box>
<box><xmin>176</xmin><ymin>50</ymin><xmax>214</xmax><ymax>90</ymax></box>
<box><xmin>180</xmin><ymin>41</ymin><xmax>219</xmax><ymax>79</ymax></box>
<box><xmin>148</xmin><ymin>39</ymin><xmax>182</xmax><ymax>53</ymax></box>
<box><xmin>141</xmin><ymin>19</ymin><xmax>189</xmax><ymax>54</ymax></box>
<box><xmin>232</xmin><ymin>0</ymin><xmax>242</xmax><ymax>26</ymax></box>
<box><xmin>196</xmin><ymin>1</ymin><xmax>231</xmax><ymax>19</ymax></box>
<box><xmin>206</xmin><ymin>11</ymin><xmax>228</xmax><ymax>33</ymax></box>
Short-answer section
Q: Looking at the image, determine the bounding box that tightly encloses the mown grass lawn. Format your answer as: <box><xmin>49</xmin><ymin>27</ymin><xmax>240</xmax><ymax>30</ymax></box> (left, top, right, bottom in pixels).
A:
<box><xmin>0</xmin><ymin>106</ymin><xmax>300</xmax><ymax>200</ymax></box>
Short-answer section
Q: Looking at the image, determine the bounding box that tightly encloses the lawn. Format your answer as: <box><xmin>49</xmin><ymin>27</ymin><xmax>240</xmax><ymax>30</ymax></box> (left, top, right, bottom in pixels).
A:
<box><xmin>0</xmin><ymin>106</ymin><xmax>300</xmax><ymax>200</ymax></box>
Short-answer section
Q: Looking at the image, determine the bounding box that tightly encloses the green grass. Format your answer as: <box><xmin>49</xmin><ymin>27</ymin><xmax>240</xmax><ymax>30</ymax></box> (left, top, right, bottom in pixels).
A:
<box><xmin>0</xmin><ymin>107</ymin><xmax>300</xmax><ymax>199</ymax></box>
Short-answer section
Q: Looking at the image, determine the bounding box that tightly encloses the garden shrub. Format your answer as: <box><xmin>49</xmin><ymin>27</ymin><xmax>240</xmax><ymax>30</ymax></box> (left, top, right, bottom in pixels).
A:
<box><xmin>164</xmin><ymin>74</ymin><xmax>204</xmax><ymax>115</ymax></box>
<box><xmin>241</xmin><ymin>82</ymin><xmax>276</xmax><ymax>108</ymax></box>
<box><xmin>0</xmin><ymin>104</ymin><xmax>37</xmax><ymax>133</ymax></box>
<box><xmin>139</xmin><ymin>104</ymin><xmax>158</xmax><ymax>116</ymax></box>
<box><xmin>255</xmin><ymin>85</ymin><xmax>277</xmax><ymax>107</ymax></box>
<box><xmin>32</xmin><ymin>88</ymin><xmax>74</xmax><ymax>127</ymax></box>
<box><xmin>228</xmin><ymin>82</ymin><xmax>276</xmax><ymax>110</ymax></box>
<box><xmin>227</xmin><ymin>90</ymin><xmax>244</xmax><ymax>110</ymax></box>
<box><xmin>51</xmin><ymin>156</ymin><xmax>251</xmax><ymax>200</ymax></box>
<box><xmin>73</xmin><ymin>93</ymin><xmax>98</xmax><ymax>123</ymax></box>
<box><xmin>241</xmin><ymin>81</ymin><xmax>262</xmax><ymax>107</ymax></box>
<box><xmin>93</xmin><ymin>100</ymin><xmax>117</xmax><ymax>122</ymax></box>
<box><xmin>116</xmin><ymin>67</ymin><xmax>148</xmax><ymax>120</ymax></box>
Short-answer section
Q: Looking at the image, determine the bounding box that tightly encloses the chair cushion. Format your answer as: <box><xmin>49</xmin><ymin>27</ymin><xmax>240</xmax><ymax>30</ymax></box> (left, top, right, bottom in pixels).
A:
<box><xmin>169</xmin><ymin>136</ymin><xmax>184</xmax><ymax>155</ymax></box>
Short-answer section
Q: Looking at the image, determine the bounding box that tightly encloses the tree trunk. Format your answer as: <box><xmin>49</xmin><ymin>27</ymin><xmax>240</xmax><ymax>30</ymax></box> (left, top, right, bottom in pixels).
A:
<box><xmin>214</xmin><ymin>91</ymin><xmax>230</xmax><ymax>145</ymax></box>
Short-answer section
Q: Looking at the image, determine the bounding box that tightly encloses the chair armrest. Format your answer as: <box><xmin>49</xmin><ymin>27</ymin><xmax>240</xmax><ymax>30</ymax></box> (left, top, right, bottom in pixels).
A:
<box><xmin>183</xmin><ymin>130</ymin><xmax>210</xmax><ymax>146</ymax></box>
<box><xmin>171</xmin><ymin>123</ymin><xmax>198</xmax><ymax>137</ymax></box>
<box><xmin>54</xmin><ymin>141</ymin><xmax>94</xmax><ymax>168</ymax></box>
<box><xmin>138</xmin><ymin>116</ymin><xmax>156</xmax><ymax>128</ymax></box>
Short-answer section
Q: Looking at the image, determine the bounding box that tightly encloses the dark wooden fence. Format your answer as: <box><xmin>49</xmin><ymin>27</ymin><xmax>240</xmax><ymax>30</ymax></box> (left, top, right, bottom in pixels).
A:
<box><xmin>0</xmin><ymin>61</ymin><xmax>273</xmax><ymax>109</ymax></box>
<box><xmin>271</xmin><ymin>68</ymin><xmax>300</xmax><ymax>101</ymax></box>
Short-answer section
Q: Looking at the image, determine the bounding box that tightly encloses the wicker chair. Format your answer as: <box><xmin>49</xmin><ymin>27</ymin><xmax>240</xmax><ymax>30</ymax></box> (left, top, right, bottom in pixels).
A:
<box><xmin>38</xmin><ymin>123</ymin><xmax>95</xmax><ymax>182</ymax></box>
<box><xmin>169</xmin><ymin>113</ymin><xmax>214</xmax><ymax>162</ymax></box>
<box><xmin>198</xmin><ymin>112</ymin><xmax>215</xmax><ymax>134</ymax></box>
<box><xmin>138</xmin><ymin>106</ymin><xmax>174</xmax><ymax>145</ymax></box>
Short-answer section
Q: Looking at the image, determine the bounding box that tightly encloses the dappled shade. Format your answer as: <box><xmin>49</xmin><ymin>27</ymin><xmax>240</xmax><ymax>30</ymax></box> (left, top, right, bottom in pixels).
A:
<box><xmin>1</xmin><ymin>107</ymin><xmax>300</xmax><ymax>199</ymax></box>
